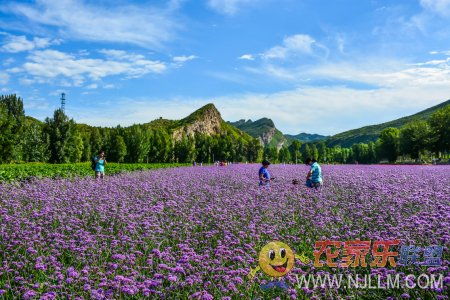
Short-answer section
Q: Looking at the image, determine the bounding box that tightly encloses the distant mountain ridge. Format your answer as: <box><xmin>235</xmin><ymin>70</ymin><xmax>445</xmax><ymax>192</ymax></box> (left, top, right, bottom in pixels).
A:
<box><xmin>228</xmin><ymin>118</ymin><xmax>287</xmax><ymax>148</ymax></box>
<box><xmin>28</xmin><ymin>98</ymin><xmax>450</xmax><ymax>149</ymax></box>
<box><xmin>325</xmin><ymin>99</ymin><xmax>450</xmax><ymax>147</ymax></box>
<box><xmin>228</xmin><ymin>99</ymin><xmax>449</xmax><ymax>148</ymax></box>
<box><xmin>285</xmin><ymin>132</ymin><xmax>328</xmax><ymax>143</ymax></box>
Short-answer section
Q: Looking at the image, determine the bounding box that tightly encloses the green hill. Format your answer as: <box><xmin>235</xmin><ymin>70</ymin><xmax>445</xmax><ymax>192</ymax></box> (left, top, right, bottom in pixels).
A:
<box><xmin>228</xmin><ymin>118</ymin><xmax>287</xmax><ymax>148</ymax></box>
<box><xmin>326</xmin><ymin>99</ymin><xmax>450</xmax><ymax>147</ymax></box>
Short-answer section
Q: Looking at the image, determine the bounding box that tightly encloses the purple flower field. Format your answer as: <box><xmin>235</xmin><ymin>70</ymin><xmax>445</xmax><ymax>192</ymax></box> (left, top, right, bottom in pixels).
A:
<box><xmin>0</xmin><ymin>164</ymin><xmax>449</xmax><ymax>299</ymax></box>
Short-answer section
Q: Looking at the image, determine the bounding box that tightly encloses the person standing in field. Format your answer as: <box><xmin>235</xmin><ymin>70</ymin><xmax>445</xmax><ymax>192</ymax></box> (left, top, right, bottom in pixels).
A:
<box><xmin>259</xmin><ymin>160</ymin><xmax>272</xmax><ymax>186</ymax></box>
<box><xmin>93</xmin><ymin>150</ymin><xmax>107</xmax><ymax>179</ymax></box>
<box><xmin>305</xmin><ymin>158</ymin><xmax>322</xmax><ymax>188</ymax></box>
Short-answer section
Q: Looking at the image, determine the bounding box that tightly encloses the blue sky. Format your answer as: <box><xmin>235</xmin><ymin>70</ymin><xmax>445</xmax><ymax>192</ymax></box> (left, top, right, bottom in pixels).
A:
<box><xmin>1</xmin><ymin>0</ymin><xmax>450</xmax><ymax>135</ymax></box>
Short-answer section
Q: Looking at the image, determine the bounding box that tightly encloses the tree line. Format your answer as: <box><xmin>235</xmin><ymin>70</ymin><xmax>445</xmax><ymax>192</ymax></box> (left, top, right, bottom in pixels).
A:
<box><xmin>264</xmin><ymin>104</ymin><xmax>449</xmax><ymax>164</ymax></box>
<box><xmin>1</xmin><ymin>94</ymin><xmax>448</xmax><ymax>164</ymax></box>
<box><xmin>0</xmin><ymin>94</ymin><xmax>263</xmax><ymax>164</ymax></box>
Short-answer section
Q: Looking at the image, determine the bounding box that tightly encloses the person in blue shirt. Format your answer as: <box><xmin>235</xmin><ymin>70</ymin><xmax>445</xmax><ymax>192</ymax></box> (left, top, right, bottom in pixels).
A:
<box><xmin>305</xmin><ymin>158</ymin><xmax>322</xmax><ymax>188</ymax></box>
<box><xmin>259</xmin><ymin>160</ymin><xmax>272</xmax><ymax>186</ymax></box>
<box><xmin>94</xmin><ymin>150</ymin><xmax>107</xmax><ymax>179</ymax></box>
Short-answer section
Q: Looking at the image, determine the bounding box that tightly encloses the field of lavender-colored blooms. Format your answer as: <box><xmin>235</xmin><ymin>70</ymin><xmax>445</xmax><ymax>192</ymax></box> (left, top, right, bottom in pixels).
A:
<box><xmin>0</xmin><ymin>164</ymin><xmax>449</xmax><ymax>299</ymax></box>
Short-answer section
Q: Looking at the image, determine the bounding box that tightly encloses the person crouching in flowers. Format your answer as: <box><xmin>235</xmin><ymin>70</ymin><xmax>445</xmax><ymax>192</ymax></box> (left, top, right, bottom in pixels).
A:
<box><xmin>259</xmin><ymin>160</ymin><xmax>273</xmax><ymax>186</ymax></box>
<box><xmin>305</xmin><ymin>157</ymin><xmax>322</xmax><ymax>188</ymax></box>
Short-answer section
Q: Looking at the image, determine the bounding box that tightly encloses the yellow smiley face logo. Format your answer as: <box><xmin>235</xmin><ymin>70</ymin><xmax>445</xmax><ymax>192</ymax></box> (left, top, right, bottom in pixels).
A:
<box><xmin>258</xmin><ymin>241</ymin><xmax>295</xmax><ymax>277</ymax></box>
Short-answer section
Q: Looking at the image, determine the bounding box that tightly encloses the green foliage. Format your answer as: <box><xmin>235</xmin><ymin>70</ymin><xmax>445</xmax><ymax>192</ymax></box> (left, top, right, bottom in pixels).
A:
<box><xmin>399</xmin><ymin>120</ymin><xmax>432</xmax><ymax>160</ymax></box>
<box><xmin>246</xmin><ymin>138</ymin><xmax>263</xmax><ymax>163</ymax></box>
<box><xmin>351</xmin><ymin>142</ymin><xmax>377</xmax><ymax>164</ymax></box>
<box><xmin>378</xmin><ymin>127</ymin><xmax>400</xmax><ymax>163</ymax></box>
<box><xmin>428</xmin><ymin>105</ymin><xmax>450</xmax><ymax>155</ymax></box>
<box><xmin>316</xmin><ymin>141</ymin><xmax>327</xmax><ymax>162</ymax></box>
<box><xmin>263</xmin><ymin>146</ymin><xmax>278</xmax><ymax>163</ymax></box>
<box><xmin>67</xmin><ymin>130</ymin><xmax>84</xmax><ymax>163</ymax></box>
<box><xmin>89</xmin><ymin>127</ymin><xmax>103</xmax><ymax>155</ymax></box>
<box><xmin>22</xmin><ymin>118</ymin><xmax>49</xmax><ymax>162</ymax></box>
<box><xmin>0</xmin><ymin>163</ymin><xmax>189</xmax><ymax>182</ymax></box>
<box><xmin>0</xmin><ymin>94</ymin><xmax>25</xmax><ymax>162</ymax></box>
<box><xmin>278</xmin><ymin>147</ymin><xmax>291</xmax><ymax>162</ymax></box>
<box><xmin>123</xmin><ymin>125</ymin><xmax>151</xmax><ymax>163</ymax></box>
<box><xmin>0</xmin><ymin>103</ymin><xmax>15</xmax><ymax>163</ymax></box>
<box><xmin>301</xmin><ymin>143</ymin><xmax>312</xmax><ymax>162</ymax></box>
<box><xmin>108</xmin><ymin>134</ymin><xmax>127</xmax><ymax>162</ymax></box>
<box><xmin>174</xmin><ymin>135</ymin><xmax>195</xmax><ymax>163</ymax></box>
<box><xmin>44</xmin><ymin>109</ymin><xmax>80</xmax><ymax>163</ymax></box>
<box><xmin>288</xmin><ymin>140</ymin><xmax>302</xmax><ymax>163</ymax></box>
<box><xmin>326</xmin><ymin>99</ymin><xmax>450</xmax><ymax>147</ymax></box>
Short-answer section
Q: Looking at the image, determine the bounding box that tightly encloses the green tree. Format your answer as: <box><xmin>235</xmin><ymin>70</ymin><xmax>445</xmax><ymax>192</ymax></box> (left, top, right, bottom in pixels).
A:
<box><xmin>278</xmin><ymin>147</ymin><xmax>291</xmax><ymax>163</ymax></box>
<box><xmin>288</xmin><ymin>140</ymin><xmax>302</xmax><ymax>163</ymax></box>
<box><xmin>90</xmin><ymin>128</ymin><xmax>103</xmax><ymax>155</ymax></box>
<box><xmin>22</xmin><ymin>119</ymin><xmax>49</xmax><ymax>162</ymax></box>
<box><xmin>301</xmin><ymin>144</ymin><xmax>312</xmax><ymax>162</ymax></box>
<box><xmin>310</xmin><ymin>144</ymin><xmax>319</xmax><ymax>160</ymax></box>
<box><xmin>428</xmin><ymin>105</ymin><xmax>450</xmax><ymax>156</ymax></box>
<box><xmin>44</xmin><ymin>109</ymin><xmax>77</xmax><ymax>163</ymax></box>
<box><xmin>352</xmin><ymin>143</ymin><xmax>369</xmax><ymax>163</ymax></box>
<box><xmin>316</xmin><ymin>142</ymin><xmax>327</xmax><ymax>163</ymax></box>
<box><xmin>81</xmin><ymin>134</ymin><xmax>91</xmax><ymax>162</ymax></box>
<box><xmin>367</xmin><ymin>142</ymin><xmax>377</xmax><ymax>163</ymax></box>
<box><xmin>67</xmin><ymin>130</ymin><xmax>84</xmax><ymax>162</ymax></box>
<box><xmin>246</xmin><ymin>138</ymin><xmax>262</xmax><ymax>162</ymax></box>
<box><xmin>109</xmin><ymin>134</ymin><xmax>127</xmax><ymax>162</ymax></box>
<box><xmin>124</xmin><ymin>125</ymin><xmax>150</xmax><ymax>163</ymax></box>
<box><xmin>174</xmin><ymin>135</ymin><xmax>196</xmax><ymax>163</ymax></box>
<box><xmin>399</xmin><ymin>120</ymin><xmax>431</xmax><ymax>160</ymax></box>
<box><xmin>378</xmin><ymin>127</ymin><xmax>400</xmax><ymax>163</ymax></box>
<box><xmin>263</xmin><ymin>146</ymin><xmax>278</xmax><ymax>163</ymax></box>
<box><xmin>0</xmin><ymin>94</ymin><xmax>25</xmax><ymax>162</ymax></box>
<box><xmin>0</xmin><ymin>103</ymin><xmax>15</xmax><ymax>163</ymax></box>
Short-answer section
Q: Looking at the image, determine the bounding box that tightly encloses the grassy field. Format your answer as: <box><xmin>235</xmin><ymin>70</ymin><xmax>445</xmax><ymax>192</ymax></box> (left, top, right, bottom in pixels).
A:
<box><xmin>0</xmin><ymin>162</ymin><xmax>189</xmax><ymax>182</ymax></box>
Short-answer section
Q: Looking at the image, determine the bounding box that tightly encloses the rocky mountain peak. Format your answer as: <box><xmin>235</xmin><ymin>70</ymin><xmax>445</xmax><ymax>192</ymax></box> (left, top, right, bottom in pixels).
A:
<box><xmin>172</xmin><ymin>103</ymin><xmax>223</xmax><ymax>140</ymax></box>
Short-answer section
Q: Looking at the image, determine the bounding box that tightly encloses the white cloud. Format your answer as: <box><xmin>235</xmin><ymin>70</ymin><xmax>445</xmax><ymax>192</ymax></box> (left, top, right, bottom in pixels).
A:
<box><xmin>3</xmin><ymin>57</ymin><xmax>15</xmax><ymax>66</ymax></box>
<box><xmin>173</xmin><ymin>55</ymin><xmax>197</xmax><ymax>63</ymax></box>
<box><xmin>1</xmin><ymin>34</ymin><xmax>59</xmax><ymax>52</ymax></box>
<box><xmin>238</xmin><ymin>54</ymin><xmax>254</xmax><ymax>60</ymax></box>
<box><xmin>0</xmin><ymin>72</ymin><xmax>9</xmax><ymax>85</ymax></box>
<box><xmin>420</xmin><ymin>0</ymin><xmax>450</xmax><ymax>16</ymax></box>
<box><xmin>15</xmin><ymin>49</ymin><xmax>167</xmax><ymax>86</ymax></box>
<box><xmin>4</xmin><ymin>0</ymin><xmax>178</xmax><ymax>48</ymax></box>
<box><xmin>261</xmin><ymin>34</ymin><xmax>327</xmax><ymax>60</ymax></box>
<box><xmin>309</xmin><ymin>59</ymin><xmax>450</xmax><ymax>88</ymax></box>
<box><xmin>99</xmin><ymin>49</ymin><xmax>145</xmax><ymax>62</ymax></box>
<box><xmin>104</xmin><ymin>84</ymin><xmax>115</xmax><ymax>89</ymax></box>
<box><xmin>70</xmin><ymin>83</ymin><xmax>449</xmax><ymax>135</ymax></box>
<box><xmin>86</xmin><ymin>83</ymin><xmax>98</xmax><ymax>89</ymax></box>
<box><xmin>207</xmin><ymin>0</ymin><xmax>261</xmax><ymax>15</ymax></box>
<box><xmin>428</xmin><ymin>50</ymin><xmax>450</xmax><ymax>55</ymax></box>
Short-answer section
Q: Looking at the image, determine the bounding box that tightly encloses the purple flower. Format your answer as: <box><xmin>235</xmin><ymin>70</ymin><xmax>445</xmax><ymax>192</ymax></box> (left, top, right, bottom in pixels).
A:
<box><xmin>111</xmin><ymin>254</ymin><xmax>126</xmax><ymax>260</ymax></box>
<box><xmin>23</xmin><ymin>290</ymin><xmax>37</xmax><ymax>300</ymax></box>
<box><xmin>0</xmin><ymin>164</ymin><xmax>447</xmax><ymax>299</ymax></box>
